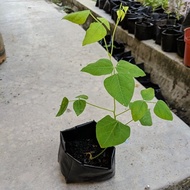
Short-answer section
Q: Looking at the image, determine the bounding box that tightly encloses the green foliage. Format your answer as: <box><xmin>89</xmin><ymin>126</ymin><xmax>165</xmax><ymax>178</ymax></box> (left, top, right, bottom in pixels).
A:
<box><xmin>154</xmin><ymin>100</ymin><xmax>173</xmax><ymax>120</ymax></box>
<box><xmin>96</xmin><ymin>115</ymin><xmax>130</xmax><ymax>148</ymax></box>
<box><xmin>83</xmin><ymin>22</ymin><xmax>107</xmax><ymax>45</ymax></box>
<box><xmin>73</xmin><ymin>99</ymin><xmax>86</xmax><ymax>116</ymax></box>
<box><xmin>138</xmin><ymin>0</ymin><xmax>169</xmax><ymax>10</ymax></box>
<box><xmin>56</xmin><ymin>97</ymin><xmax>69</xmax><ymax>116</ymax></box>
<box><xmin>141</xmin><ymin>88</ymin><xmax>155</xmax><ymax>101</ymax></box>
<box><xmin>81</xmin><ymin>59</ymin><xmax>113</xmax><ymax>76</ymax></box>
<box><xmin>116</xmin><ymin>60</ymin><xmax>146</xmax><ymax>77</ymax></box>
<box><xmin>58</xmin><ymin>7</ymin><xmax>173</xmax><ymax>150</ymax></box>
<box><xmin>139</xmin><ymin>109</ymin><xmax>152</xmax><ymax>126</ymax></box>
<box><xmin>130</xmin><ymin>100</ymin><xmax>148</xmax><ymax>121</ymax></box>
<box><xmin>104</xmin><ymin>73</ymin><xmax>134</xmax><ymax>107</ymax></box>
<box><xmin>63</xmin><ymin>10</ymin><xmax>90</xmax><ymax>24</ymax></box>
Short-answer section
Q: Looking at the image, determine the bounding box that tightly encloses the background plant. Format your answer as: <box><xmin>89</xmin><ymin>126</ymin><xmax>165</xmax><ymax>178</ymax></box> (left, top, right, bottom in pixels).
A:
<box><xmin>56</xmin><ymin>6</ymin><xmax>173</xmax><ymax>149</ymax></box>
<box><xmin>138</xmin><ymin>0</ymin><xmax>169</xmax><ymax>10</ymax></box>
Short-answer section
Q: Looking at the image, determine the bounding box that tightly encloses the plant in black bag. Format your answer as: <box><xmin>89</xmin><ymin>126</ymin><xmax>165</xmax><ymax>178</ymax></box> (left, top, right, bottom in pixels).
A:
<box><xmin>56</xmin><ymin>5</ymin><xmax>173</xmax><ymax>183</ymax></box>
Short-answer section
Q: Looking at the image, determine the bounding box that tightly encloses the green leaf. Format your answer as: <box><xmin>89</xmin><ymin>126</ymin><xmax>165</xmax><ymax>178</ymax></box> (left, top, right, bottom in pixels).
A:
<box><xmin>73</xmin><ymin>100</ymin><xmax>86</xmax><ymax>116</ymax></box>
<box><xmin>122</xmin><ymin>6</ymin><xmax>129</xmax><ymax>14</ymax></box>
<box><xmin>130</xmin><ymin>100</ymin><xmax>148</xmax><ymax>121</ymax></box>
<box><xmin>117</xmin><ymin>9</ymin><xmax>125</xmax><ymax>21</ymax></box>
<box><xmin>141</xmin><ymin>88</ymin><xmax>155</xmax><ymax>101</ymax></box>
<box><xmin>56</xmin><ymin>97</ymin><xmax>69</xmax><ymax>117</ymax></box>
<box><xmin>104</xmin><ymin>73</ymin><xmax>135</xmax><ymax>106</ymax></box>
<box><xmin>116</xmin><ymin>60</ymin><xmax>146</xmax><ymax>77</ymax></box>
<box><xmin>82</xmin><ymin>22</ymin><xmax>107</xmax><ymax>45</ymax></box>
<box><xmin>96</xmin><ymin>115</ymin><xmax>130</xmax><ymax>148</ymax></box>
<box><xmin>154</xmin><ymin>100</ymin><xmax>173</xmax><ymax>120</ymax></box>
<box><xmin>81</xmin><ymin>59</ymin><xmax>113</xmax><ymax>76</ymax></box>
<box><xmin>139</xmin><ymin>109</ymin><xmax>153</xmax><ymax>126</ymax></box>
<box><xmin>75</xmin><ymin>94</ymin><xmax>88</xmax><ymax>100</ymax></box>
<box><xmin>97</xmin><ymin>17</ymin><xmax>110</xmax><ymax>30</ymax></box>
<box><xmin>63</xmin><ymin>10</ymin><xmax>90</xmax><ymax>24</ymax></box>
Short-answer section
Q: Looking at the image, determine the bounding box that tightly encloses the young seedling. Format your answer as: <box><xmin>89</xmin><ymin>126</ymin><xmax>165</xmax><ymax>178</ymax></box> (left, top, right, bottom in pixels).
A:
<box><xmin>56</xmin><ymin>6</ymin><xmax>173</xmax><ymax>153</ymax></box>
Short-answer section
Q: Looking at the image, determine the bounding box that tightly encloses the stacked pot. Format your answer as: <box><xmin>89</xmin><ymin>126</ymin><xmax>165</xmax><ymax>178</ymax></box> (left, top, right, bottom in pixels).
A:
<box><xmin>96</xmin><ymin>0</ymin><xmax>189</xmax><ymax>59</ymax></box>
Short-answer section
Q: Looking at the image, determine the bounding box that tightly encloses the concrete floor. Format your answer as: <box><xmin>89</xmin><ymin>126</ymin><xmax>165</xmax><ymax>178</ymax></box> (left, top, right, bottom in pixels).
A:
<box><xmin>0</xmin><ymin>0</ymin><xmax>190</xmax><ymax>189</ymax></box>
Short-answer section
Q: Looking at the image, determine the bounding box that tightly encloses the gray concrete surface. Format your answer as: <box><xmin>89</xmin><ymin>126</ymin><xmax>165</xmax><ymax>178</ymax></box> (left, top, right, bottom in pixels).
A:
<box><xmin>0</xmin><ymin>0</ymin><xmax>190</xmax><ymax>190</ymax></box>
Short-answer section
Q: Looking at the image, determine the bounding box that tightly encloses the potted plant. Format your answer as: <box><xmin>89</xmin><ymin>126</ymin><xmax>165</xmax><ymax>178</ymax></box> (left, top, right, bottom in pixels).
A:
<box><xmin>56</xmin><ymin>5</ymin><xmax>173</xmax><ymax>183</ymax></box>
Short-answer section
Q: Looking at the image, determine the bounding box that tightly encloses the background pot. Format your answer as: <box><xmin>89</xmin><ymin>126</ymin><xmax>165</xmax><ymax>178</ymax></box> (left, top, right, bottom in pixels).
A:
<box><xmin>176</xmin><ymin>35</ymin><xmax>185</xmax><ymax>58</ymax></box>
<box><xmin>58</xmin><ymin>121</ymin><xmax>115</xmax><ymax>183</ymax></box>
<box><xmin>127</xmin><ymin>16</ymin><xmax>143</xmax><ymax>34</ymax></box>
<box><xmin>161</xmin><ymin>28</ymin><xmax>182</xmax><ymax>52</ymax></box>
<box><xmin>135</xmin><ymin>21</ymin><xmax>154</xmax><ymax>40</ymax></box>
<box><xmin>184</xmin><ymin>27</ymin><xmax>190</xmax><ymax>67</ymax></box>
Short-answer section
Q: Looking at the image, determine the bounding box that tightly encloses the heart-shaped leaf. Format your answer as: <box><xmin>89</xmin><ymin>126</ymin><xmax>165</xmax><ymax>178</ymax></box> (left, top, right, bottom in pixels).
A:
<box><xmin>97</xmin><ymin>17</ymin><xmax>110</xmax><ymax>30</ymax></box>
<box><xmin>154</xmin><ymin>100</ymin><xmax>173</xmax><ymax>120</ymax></box>
<box><xmin>139</xmin><ymin>109</ymin><xmax>152</xmax><ymax>126</ymax></box>
<box><xmin>116</xmin><ymin>60</ymin><xmax>146</xmax><ymax>77</ymax></box>
<box><xmin>96</xmin><ymin>115</ymin><xmax>130</xmax><ymax>148</ymax></box>
<box><xmin>104</xmin><ymin>73</ymin><xmax>135</xmax><ymax>106</ymax></box>
<box><xmin>83</xmin><ymin>22</ymin><xmax>107</xmax><ymax>45</ymax></box>
<box><xmin>130</xmin><ymin>100</ymin><xmax>148</xmax><ymax>121</ymax></box>
<box><xmin>63</xmin><ymin>10</ymin><xmax>90</xmax><ymax>24</ymax></box>
<box><xmin>73</xmin><ymin>100</ymin><xmax>86</xmax><ymax>116</ymax></box>
<box><xmin>81</xmin><ymin>59</ymin><xmax>113</xmax><ymax>76</ymax></box>
<box><xmin>141</xmin><ymin>88</ymin><xmax>155</xmax><ymax>101</ymax></box>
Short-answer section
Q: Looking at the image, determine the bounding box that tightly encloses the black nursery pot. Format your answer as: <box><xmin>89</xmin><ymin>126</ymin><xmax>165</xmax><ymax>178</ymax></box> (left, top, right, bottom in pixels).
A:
<box><xmin>58</xmin><ymin>121</ymin><xmax>115</xmax><ymax>183</ymax></box>
<box><xmin>161</xmin><ymin>28</ymin><xmax>182</xmax><ymax>52</ymax></box>
<box><xmin>176</xmin><ymin>35</ymin><xmax>185</xmax><ymax>58</ymax></box>
<box><xmin>127</xmin><ymin>16</ymin><xmax>143</xmax><ymax>34</ymax></box>
<box><xmin>135</xmin><ymin>21</ymin><xmax>154</xmax><ymax>40</ymax></box>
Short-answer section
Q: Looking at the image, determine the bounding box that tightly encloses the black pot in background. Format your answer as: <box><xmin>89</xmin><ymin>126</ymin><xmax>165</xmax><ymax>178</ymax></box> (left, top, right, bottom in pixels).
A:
<box><xmin>99</xmin><ymin>35</ymin><xmax>125</xmax><ymax>57</ymax></box>
<box><xmin>155</xmin><ymin>25</ymin><xmax>168</xmax><ymax>45</ymax></box>
<box><xmin>111</xmin><ymin>5</ymin><xmax>119</xmax><ymax>22</ymax></box>
<box><xmin>103</xmin><ymin>0</ymin><xmax>111</xmax><ymax>14</ymax></box>
<box><xmin>128</xmin><ymin>16</ymin><xmax>144</xmax><ymax>34</ymax></box>
<box><xmin>114</xmin><ymin>50</ymin><xmax>132</xmax><ymax>61</ymax></box>
<box><xmin>95</xmin><ymin>0</ymin><xmax>99</xmax><ymax>7</ymax></box>
<box><xmin>121</xmin><ymin>55</ymin><xmax>136</xmax><ymax>64</ymax></box>
<box><xmin>176</xmin><ymin>35</ymin><xmax>185</xmax><ymax>58</ymax></box>
<box><xmin>135</xmin><ymin>21</ymin><xmax>154</xmax><ymax>40</ymax></box>
<box><xmin>153</xmin><ymin>6</ymin><xmax>165</xmax><ymax>13</ymax></box>
<box><xmin>58</xmin><ymin>121</ymin><xmax>115</xmax><ymax>183</ymax></box>
<box><xmin>98</xmin><ymin>0</ymin><xmax>106</xmax><ymax>9</ymax></box>
<box><xmin>120</xmin><ymin>11</ymin><xmax>137</xmax><ymax>30</ymax></box>
<box><xmin>161</xmin><ymin>28</ymin><xmax>182</xmax><ymax>52</ymax></box>
<box><xmin>148</xmin><ymin>13</ymin><xmax>168</xmax><ymax>39</ymax></box>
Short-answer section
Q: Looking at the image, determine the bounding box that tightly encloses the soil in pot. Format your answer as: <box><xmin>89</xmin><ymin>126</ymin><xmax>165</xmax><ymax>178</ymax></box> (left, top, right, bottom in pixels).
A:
<box><xmin>66</xmin><ymin>138</ymin><xmax>110</xmax><ymax>168</ymax></box>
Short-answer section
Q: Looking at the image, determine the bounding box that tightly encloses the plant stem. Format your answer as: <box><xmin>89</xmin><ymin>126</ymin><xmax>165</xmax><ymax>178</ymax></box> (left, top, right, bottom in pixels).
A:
<box><xmin>116</xmin><ymin>108</ymin><xmax>130</xmax><ymax>117</ymax></box>
<box><xmin>86</xmin><ymin>102</ymin><xmax>113</xmax><ymax>113</ymax></box>
<box><xmin>90</xmin><ymin>148</ymin><xmax>107</xmax><ymax>160</ymax></box>
<box><xmin>113</xmin><ymin>98</ymin><xmax>116</xmax><ymax>119</ymax></box>
<box><xmin>126</xmin><ymin>119</ymin><xmax>133</xmax><ymax>125</ymax></box>
<box><xmin>110</xmin><ymin>4</ymin><xmax>122</xmax><ymax>56</ymax></box>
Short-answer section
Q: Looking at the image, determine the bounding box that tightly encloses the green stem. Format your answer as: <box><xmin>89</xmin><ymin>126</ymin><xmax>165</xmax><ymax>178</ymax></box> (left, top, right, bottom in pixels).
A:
<box><xmin>86</xmin><ymin>102</ymin><xmax>113</xmax><ymax>113</ymax></box>
<box><xmin>90</xmin><ymin>148</ymin><xmax>107</xmax><ymax>160</ymax></box>
<box><xmin>126</xmin><ymin>119</ymin><xmax>133</xmax><ymax>125</ymax></box>
<box><xmin>110</xmin><ymin>4</ymin><xmax>122</xmax><ymax>56</ymax></box>
<box><xmin>116</xmin><ymin>108</ymin><xmax>130</xmax><ymax>117</ymax></box>
<box><xmin>113</xmin><ymin>98</ymin><xmax>116</xmax><ymax>119</ymax></box>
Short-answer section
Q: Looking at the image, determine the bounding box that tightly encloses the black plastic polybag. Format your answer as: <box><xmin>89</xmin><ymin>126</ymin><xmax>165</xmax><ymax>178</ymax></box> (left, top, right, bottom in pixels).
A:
<box><xmin>58</xmin><ymin>121</ymin><xmax>115</xmax><ymax>183</ymax></box>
